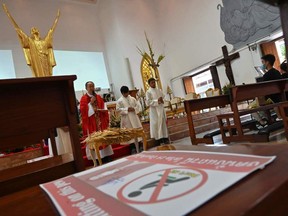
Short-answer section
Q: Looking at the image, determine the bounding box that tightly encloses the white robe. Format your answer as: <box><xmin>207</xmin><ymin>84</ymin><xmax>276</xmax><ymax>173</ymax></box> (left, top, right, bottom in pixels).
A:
<box><xmin>116</xmin><ymin>95</ymin><xmax>143</xmax><ymax>152</ymax></box>
<box><xmin>146</xmin><ymin>87</ymin><xmax>169</xmax><ymax>140</ymax></box>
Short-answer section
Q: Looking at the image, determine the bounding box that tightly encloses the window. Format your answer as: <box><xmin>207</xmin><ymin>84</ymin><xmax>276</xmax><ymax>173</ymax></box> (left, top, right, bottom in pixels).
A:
<box><xmin>275</xmin><ymin>38</ymin><xmax>286</xmax><ymax>63</ymax></box>
<box><xmin>53</xmin><ymin>50</ymin><xmax>110</xmax><ymax>91</ymax></box>
<box><xmin>0</xmin><ymin>50</ymin><xmax>16</xmax><ymax>79</ymax></box>
<box><xmin>192</xmin><ymin>71</ymin><xmax>214</xmax><ymax>98</ymax></box>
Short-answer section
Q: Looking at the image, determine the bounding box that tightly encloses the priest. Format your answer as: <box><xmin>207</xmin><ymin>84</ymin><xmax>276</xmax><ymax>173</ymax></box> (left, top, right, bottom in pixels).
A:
<box><xmin>80</xmin><ymin>81</ymin><xmax>113</xmax><ymax>163</ymax></box>
<box><xmin>146</xmin><ymin>78</ymin><xmax>169</xmax><ymax>146</ymax></box>
<box><xmin>116</xmin><ymin>86</ymin><xmax>143</xmax><ymax>153</ymax></box>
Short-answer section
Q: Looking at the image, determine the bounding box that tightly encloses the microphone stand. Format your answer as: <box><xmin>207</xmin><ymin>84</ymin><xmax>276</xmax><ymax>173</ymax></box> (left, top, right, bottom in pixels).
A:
<box><xmin>92</xmin><ymin>91</ymin><xmax>101</xmax><ymax>131</ymax></box>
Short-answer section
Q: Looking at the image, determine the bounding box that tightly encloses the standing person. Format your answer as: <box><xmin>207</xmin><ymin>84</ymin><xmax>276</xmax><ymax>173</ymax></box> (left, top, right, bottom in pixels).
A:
<box><xmin>116</xmin><ymin>86</ymin><xmax>143</xmax><ymax>153</ymax></box>
<box><xmin>80</xmin><ymin>81</ymin><xmax>113</xmax><ymax>163</ymax></box>
<box><xmin>146</xmin><ymin>78</ymin><xmax>169</xmax><ymax>146</ymax></box>
<box><xmin>3</xmin><ymin>4</ymin><xmax>60</xmax><ymax>77</ymax></box>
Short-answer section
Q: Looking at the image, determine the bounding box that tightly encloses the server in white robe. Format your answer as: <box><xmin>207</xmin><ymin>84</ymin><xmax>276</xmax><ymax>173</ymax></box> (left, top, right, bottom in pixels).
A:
<box><xmin>145</xmin><ymin>78</ymin><xmax>169</xmax><ymax>146</ymax></box>
<box><xmin>116</xmin><ymin>86</ymin><xmax>143</xmax><ymax>153</ymax></box>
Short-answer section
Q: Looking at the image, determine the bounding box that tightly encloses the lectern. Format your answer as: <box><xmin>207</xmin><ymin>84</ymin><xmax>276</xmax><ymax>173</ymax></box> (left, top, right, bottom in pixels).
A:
<box><xmin>0</xmin><ymin>75</ymin><xmax>85</xmax><ymax>196</ymax></box>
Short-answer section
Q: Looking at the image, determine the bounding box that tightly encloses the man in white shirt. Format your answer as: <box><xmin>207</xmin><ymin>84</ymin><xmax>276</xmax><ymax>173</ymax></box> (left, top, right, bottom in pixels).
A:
<box><xmin>116</xmin><ymin>86</ymin><xmax>143</xmax><ymax>153</ymax></box>
<box><xmin>146</xmin><ymin>78</ymin><xmax>169</xmax><ymax>146</ymax></box>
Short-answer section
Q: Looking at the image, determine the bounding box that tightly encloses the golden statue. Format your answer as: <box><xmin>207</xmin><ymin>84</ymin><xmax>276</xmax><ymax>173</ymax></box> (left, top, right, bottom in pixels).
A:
<box><xmin>3</xmin><ymin>4</ymin><xmax>60</xmax><ymax>77</ymax></box>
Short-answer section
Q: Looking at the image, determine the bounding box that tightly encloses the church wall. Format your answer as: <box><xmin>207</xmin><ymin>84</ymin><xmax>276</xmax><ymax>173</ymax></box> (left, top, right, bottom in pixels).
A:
<box><xmin>97</xmin><ymin>0</ymin><xmax>265</xmax><ymax>99</ymax></box>
<box><xmin>97</xmin><ymin>0</ymin><xmax>173</xmax><ymax>98</ymax></box>
<box><xmin>154</xmin><ymin>0</ymin><xmax>264</xmax><ymax>97</ymax></box>
<box><xmin>157</xmin><ymin>0</ymin><xmax>229</xmax><ymax>79</ymax></box>
<box><xmin>96</xmin><ymin>0</ymin><xmax>133</xmax><ymax>98</ymax></box>
<box><xmin>231</xmin><ymin>48</ymin><xmax>262</xmax><ymax>85</ymax></box>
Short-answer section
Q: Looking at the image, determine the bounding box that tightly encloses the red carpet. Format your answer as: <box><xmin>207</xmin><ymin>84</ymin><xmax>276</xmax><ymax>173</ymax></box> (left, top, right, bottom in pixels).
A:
<box><xmin>1</xmin><ymin>142</ymin><xmax>131</xmax><ymax>168</ymax></box>
<box><xmin>80</xmin><ymin>142</ymin><xmax>131</xmax><ymax>167</ymax></box>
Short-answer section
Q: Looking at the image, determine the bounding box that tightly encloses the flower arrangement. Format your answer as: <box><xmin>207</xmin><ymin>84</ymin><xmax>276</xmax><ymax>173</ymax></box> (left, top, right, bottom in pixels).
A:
<box><xmin>109</xmin><ymin>110</ymin><xmax>121</xmax><ymax>128</ymax></box>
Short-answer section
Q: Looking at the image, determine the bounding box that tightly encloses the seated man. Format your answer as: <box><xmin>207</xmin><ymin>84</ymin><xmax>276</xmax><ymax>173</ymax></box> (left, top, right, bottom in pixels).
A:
<box><xmin>261</xmin><ymin>54</ymin><xmax>282</xmax><ymax>103</ymax></box>
<box><xmin>116</xmin><ymin>86</ymin><xmax>143</xmax><ymax>153</ymax></box>
<box><xmin>260</xmin><ymin>54</ymin><xmax>283</xmax><ymax>121</ymax></box>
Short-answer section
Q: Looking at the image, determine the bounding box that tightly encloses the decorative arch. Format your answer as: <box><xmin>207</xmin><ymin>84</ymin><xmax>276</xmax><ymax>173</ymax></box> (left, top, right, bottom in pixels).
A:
<box><xmin>140</xmin><ymin>53</ymin><xmax>162</xmax><ymax>91</ymax></box>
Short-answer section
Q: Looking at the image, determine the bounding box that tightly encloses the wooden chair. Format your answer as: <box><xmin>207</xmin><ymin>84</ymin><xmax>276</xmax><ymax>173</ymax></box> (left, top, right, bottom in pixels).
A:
<box><xmin>170</xmin><ymin>97</ymin><xmax>185</xmax><ymax>117</ymax></box>
<box><xmin>213</xmin><ymin>88</ymin><xmax>220</xmax><ymax>96</ymax></box>
<box><xmin>278</xmin><ymin>102</ymin><xmax>288</xmax><ymax>140</ymax></box>
<box><xmin>205</xmin><ymin>88</ymin><xmax>213</xmax><ymax>97</ymax></box>
<box><xmin>184</xmin><ymin>93</ymin><xmax>201</xmax><ymax>114</ymax></box>
<box><xmin>184</xmin><ymin>92</ymin><xmax>200</xmax><ymax>101</ymax></box>
<box><xmin>217</xmin><ymin>80</ymin><xmax>288</xmax><ymax>143</ymax></box>
<box><xmin>205</xmin><ymin>88</ymin><xmax>220</xmax><ymax>97</ymax></box>
<box><xmin>0</xmin><ymin>76</ymin><xmax>85</xmax><ymax>196</ymax></box>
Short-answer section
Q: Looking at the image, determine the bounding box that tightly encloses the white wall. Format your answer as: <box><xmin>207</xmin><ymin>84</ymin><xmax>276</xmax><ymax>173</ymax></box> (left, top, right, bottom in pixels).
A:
<box><xmin>97</xmin><ymin>0</ymin><xmax>169</xmax><ymax>98</ymax></box>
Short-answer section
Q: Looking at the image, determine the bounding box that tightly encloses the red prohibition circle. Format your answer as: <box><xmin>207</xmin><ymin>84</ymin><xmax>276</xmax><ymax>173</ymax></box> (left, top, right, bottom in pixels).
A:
<box><xmin>117</xmin><ymin>167</ymin><xmax>208</xmax><ymax>204</ymax></box>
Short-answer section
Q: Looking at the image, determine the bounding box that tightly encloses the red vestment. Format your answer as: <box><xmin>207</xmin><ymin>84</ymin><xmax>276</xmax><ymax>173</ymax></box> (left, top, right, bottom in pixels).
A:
<box><xmin>80</xmin><ymin>93</ymin><xmax>109</xmax><ymax>138</ymax></box>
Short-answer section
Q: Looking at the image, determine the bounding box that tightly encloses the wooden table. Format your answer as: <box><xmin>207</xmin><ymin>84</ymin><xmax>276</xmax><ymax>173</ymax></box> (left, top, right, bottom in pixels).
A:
<box><xmin>1</xmin><ymin>143</ymin><xmax>288</xmax><ymax>215</ymax></box>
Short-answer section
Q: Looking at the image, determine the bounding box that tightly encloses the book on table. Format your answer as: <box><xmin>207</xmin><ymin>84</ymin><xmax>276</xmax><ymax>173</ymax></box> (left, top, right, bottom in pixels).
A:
<box><xmin>40</xmin><ymin>151</ymin><xmax>275</xmax><ymax>216</ymax></box>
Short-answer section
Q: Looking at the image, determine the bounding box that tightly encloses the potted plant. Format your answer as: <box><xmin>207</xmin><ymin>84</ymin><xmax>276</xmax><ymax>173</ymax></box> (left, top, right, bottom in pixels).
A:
<box><xmin>222</xmin><ymin>83</ymin><xmax>234</xmax><ymax>95</ymax></box>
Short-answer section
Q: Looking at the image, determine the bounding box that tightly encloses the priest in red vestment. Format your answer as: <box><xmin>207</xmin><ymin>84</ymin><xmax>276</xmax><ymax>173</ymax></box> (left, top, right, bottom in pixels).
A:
<box><xmin>80</xmin><ymin>81</ymin><xmax>113</xmax><ymax>162</ymax></box>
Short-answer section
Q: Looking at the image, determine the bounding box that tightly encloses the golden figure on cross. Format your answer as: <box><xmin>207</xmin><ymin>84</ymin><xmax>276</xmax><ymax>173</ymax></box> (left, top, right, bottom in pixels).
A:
<box><xmin>3</xmin><ymin>4</ymin><xmax>60</xmax><ymax>77</ymax></box>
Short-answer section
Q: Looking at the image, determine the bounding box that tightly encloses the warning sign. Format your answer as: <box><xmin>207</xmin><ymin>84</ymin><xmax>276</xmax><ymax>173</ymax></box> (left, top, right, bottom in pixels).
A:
<box><xmin>117</xmin><ymin>167</ymin><xmax>207</xmax><ymax>204</ymax></box>
<box><xmin>40</xmin><ymin>151</ymin><xmax>276</xmax><ymax>216</ymax></box>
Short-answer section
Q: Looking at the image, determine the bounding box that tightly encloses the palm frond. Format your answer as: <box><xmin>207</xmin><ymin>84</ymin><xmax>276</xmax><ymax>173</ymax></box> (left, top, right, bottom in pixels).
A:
<box><xmin>157</xmin><ymin>55</ymin><xmax>165</xmax><ymax>64</ymax></box>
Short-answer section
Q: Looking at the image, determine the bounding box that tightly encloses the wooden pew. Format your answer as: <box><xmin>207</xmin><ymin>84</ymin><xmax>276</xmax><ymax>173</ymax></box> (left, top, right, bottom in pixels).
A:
<box><xmin>184</xmin><ymin>95</ymin><xmax>231</xmax><ymax>145</ymax></box>
<box><xmin>217</xmin><ymin>79</ymin><xmax>288</xmax><ymax>143</ymax></box>
<box><xmin>0</xmin><ymin>76</ymin><xmax>85</xmax><ymax>196</ymax></box>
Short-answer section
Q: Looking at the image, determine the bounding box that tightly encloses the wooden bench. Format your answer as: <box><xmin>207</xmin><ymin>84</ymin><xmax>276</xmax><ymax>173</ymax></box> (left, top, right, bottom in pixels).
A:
<box><xmin>217</xmin><ymin>79</ymin><xmax>288</xmax><ymax>143</ymax></box>
<box><xmin>258</xmin><ymin>121</ymin><xmax>284</xmax><ymax>140</ymax></box>
<box><xmin>278</xmin><ymin>102</ymin><xmax>288</xmax><ymax>140</ymax></box>
<box><xmin>184</xmin><ymin>95</ymin><xmax>231</xmax><ymax>145</ymax></box>
<box><xmin>203</xmin><ymin>119</ymin><xmax>257</xmax><ymax>141</ymax></box>
<box><xmin>0</xmin><ymin>76</ymin><xmax>85</xmax><ymax>196</ymax></box>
